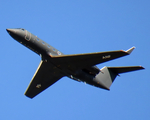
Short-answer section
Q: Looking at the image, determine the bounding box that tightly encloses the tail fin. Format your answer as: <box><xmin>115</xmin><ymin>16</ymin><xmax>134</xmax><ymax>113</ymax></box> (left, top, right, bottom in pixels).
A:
<box><xmin>94</xmin><ymin>66</ymin><xmax>144</xmax><ymax>90</ymax></box>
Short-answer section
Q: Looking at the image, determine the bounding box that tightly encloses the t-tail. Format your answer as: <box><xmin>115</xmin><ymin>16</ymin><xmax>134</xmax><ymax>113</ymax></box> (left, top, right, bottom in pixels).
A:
<box><xmin>94</xmin><ymin>66</ymin><xmax>144</xmax><ymax>90</ymax></box>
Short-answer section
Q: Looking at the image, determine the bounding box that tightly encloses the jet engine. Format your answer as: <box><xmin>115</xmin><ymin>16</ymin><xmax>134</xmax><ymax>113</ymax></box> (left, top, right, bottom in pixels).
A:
<box><xmin>82</xmin><ymin>66</ymin><xmax>100</xmax><ymax>76</ymax></box>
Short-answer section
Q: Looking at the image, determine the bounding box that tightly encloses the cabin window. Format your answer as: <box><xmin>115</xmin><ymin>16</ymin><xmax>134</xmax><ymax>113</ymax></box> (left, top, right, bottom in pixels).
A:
<box><xmin>26</xmin><ymin>37</ymin><xmax>29</xmax><ymax>41</ymax></box>
<box><xmin>53</xmin><ymin>48</ymin><xmax>55</xmax><ymax>51</ymax></box>
<box><xmin>36</xmin><ymin>38</ymin><xmax>40</xmax><ymax>41</ymax></box>
<box><xmin>47</xmin><ymin>45</ymin><xmax>50</xmax><ymax>48</ymax></box>
<box><xmin>42</xmin><ymin>41</ymin><xmax>45</xmax><ymax>45</ymax></box>
<box><xmin>57</xmin><ymin>51</ymin><xmax>61</xmax><ymax>55</ymax></box>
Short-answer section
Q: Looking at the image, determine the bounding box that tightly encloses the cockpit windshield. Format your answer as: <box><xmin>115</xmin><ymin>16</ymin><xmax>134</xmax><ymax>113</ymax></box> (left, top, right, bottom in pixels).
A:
<box><xmin>16</xmin><ymin>28</ymin><xmax>25</xmax><ymax>31</ymax></box>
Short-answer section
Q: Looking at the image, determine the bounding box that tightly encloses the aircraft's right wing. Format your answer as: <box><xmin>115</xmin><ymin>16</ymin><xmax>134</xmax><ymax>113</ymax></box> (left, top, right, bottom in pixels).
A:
<box><xmin>51</xmin><ymin>47</ymin><xmax>135</xmax><ymax>71</ymax></box>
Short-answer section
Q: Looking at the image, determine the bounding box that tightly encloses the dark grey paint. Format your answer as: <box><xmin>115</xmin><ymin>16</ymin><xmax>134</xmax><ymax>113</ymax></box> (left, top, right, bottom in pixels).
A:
<box><xmin>6</xmin><ymin>28</ymin><xmax>144</xmax><ymax>98</ymax></box>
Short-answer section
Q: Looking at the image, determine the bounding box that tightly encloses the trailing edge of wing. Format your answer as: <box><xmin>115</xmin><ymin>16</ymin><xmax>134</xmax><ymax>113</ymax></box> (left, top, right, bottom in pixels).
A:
<box><xmin>51</xmin><ymin>48</ymin><xmax>133</xmax><ymax>71</ymax></box>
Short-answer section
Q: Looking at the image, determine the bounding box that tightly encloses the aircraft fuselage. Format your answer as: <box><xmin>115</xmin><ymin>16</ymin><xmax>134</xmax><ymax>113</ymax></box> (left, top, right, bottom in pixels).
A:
<box><xmin>6</xmin><ymin>28</ymin><xmax>144</xmax><ymax>98</ymax></box>
<box><xmin>6</xmin><ymin>28</ymin><xmax>106</xmax><ymax>89</ymax></box>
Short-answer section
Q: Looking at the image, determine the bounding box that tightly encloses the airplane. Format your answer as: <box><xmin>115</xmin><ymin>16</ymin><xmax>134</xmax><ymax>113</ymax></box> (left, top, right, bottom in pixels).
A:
<box><xmin>6</xmin><ymin>28</ymin><xmax>144</xmax><ymax>99</ymax></box>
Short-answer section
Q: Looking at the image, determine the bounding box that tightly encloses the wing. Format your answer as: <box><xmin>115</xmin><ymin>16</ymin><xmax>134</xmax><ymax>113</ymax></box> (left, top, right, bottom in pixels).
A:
<box><xmin>24</xmin><ymin>61</ymin><xmax>64</xmax><ymax>98</ymax></box>
<box><xmin>51</xmin><ymin>47</ymin><xmax>135</xmax><ymax>71</ymax></box>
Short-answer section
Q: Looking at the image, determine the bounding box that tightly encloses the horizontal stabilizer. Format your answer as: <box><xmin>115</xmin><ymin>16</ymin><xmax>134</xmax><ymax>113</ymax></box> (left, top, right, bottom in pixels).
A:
<box><xmin>94</xmin><ymin>66</ymin><xmax>144</xmax><ymax>90</ymax></box>
<box><xmin>107</xmin><ymin>66</ymin><xmax>144</xmax><ymax>74</ymax></box>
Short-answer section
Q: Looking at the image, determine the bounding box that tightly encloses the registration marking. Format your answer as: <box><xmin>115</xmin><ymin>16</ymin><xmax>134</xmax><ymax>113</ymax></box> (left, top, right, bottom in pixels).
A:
<box><xmin>102</xmin><ymin>55</ymin><xmax>111</xmax><ymax>59</ymax></box>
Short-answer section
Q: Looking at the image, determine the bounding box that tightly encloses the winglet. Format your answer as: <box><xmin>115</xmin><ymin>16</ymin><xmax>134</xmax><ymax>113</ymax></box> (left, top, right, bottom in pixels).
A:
<box><xmin>126</xmin><ymin>46</ymin><xmax>135</xmax><ymax>54</ymax></box>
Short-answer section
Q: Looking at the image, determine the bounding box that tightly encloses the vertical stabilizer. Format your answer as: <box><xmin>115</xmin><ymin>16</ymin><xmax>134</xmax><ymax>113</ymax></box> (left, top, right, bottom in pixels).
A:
<box><xmin>93</xmin><ymin>66</ymin><xmax>144</xmax><ymax>90</ymax></box>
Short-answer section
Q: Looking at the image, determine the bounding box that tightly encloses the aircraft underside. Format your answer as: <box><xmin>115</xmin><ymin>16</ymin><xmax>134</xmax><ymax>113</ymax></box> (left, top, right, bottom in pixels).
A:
<box><xmin>6</xmin><ymin>28</ymin><xmax>144</xmax><ymax>98</ymax></box>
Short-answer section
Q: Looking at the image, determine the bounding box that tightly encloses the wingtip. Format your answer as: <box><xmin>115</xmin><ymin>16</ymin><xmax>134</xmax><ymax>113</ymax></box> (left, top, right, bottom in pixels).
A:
<box><xmin>139</xmin><ymin>66</ymin><xmax>145</xmax><ymax>69</ymax></box>
<box><xmin>126</xmin><ymin>46</ymin><xmax>136</xmax><ymax>54</ymax></box>
<box><xmin>24</xmin><ymin>94</ymin><xmax>34</xmax><ymax>99</ymax></box>
<box><xmin>24</xmin><ymin>92</ymin><xmax>34</xmax><ymax>99</ymax></box>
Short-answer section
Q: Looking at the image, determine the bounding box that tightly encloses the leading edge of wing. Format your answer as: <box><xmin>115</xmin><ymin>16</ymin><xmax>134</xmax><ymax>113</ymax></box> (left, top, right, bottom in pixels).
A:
<box><xmin>50</xmin><ymin>47</ymin><xmax>134</xmax><ymax>70</ymax></box>
<box><xmin>24</xmin><ymin>61</ymin><xmax>64</xmax><ymax>98</ymax></box>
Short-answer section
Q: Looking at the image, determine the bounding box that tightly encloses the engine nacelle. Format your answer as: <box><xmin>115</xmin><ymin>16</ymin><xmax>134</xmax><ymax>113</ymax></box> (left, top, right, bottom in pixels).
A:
<box><xmin>82</xmin><ymin>66</ymin><xmax>100</xmax><ymax>76</ymax></box>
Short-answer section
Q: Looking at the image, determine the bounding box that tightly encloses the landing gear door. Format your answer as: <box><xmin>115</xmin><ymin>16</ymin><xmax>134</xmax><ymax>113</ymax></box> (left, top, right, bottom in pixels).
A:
<box><xmin>25</xmin><ymin>30</ymin><xmax>31</xmax><ymax>41</ymax></box>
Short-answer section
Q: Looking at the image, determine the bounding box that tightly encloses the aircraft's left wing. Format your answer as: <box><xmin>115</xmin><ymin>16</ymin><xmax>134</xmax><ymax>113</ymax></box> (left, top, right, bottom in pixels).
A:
<box><xmin>24</xmin><ymin>61</ymin><xmax>64</xmax><ymax>98</ymax></box>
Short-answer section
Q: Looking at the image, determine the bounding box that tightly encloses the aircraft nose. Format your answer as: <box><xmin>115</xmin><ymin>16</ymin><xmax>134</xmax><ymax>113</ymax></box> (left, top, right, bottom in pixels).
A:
<box><xmin>6</xmin><ymin>29</ymin><xmax>16</xmax><ymax>34</ymax></box>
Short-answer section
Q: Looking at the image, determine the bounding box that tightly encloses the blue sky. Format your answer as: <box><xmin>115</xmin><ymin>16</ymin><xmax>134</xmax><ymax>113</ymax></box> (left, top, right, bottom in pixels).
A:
<box><xmin>0</xmin><ymin>1</ymin><xmax>149</xmax><ymax>120</ymax></box>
